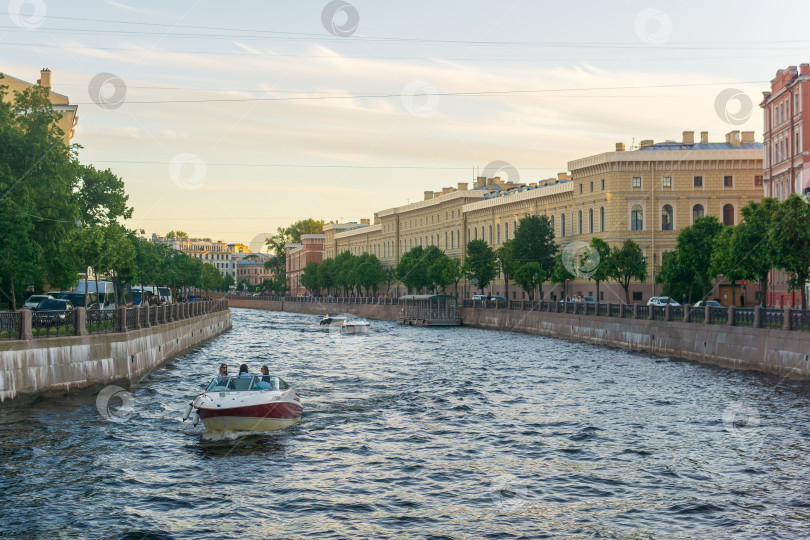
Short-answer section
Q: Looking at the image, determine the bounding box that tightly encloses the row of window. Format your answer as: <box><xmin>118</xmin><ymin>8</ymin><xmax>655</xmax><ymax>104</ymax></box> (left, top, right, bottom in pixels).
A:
<box><xmin>629</xmin><ymin>175</ymin><xmax>760</xmax><ymax>190</ymax></box>
<box><xmin>403</xmin><ymin>209</ymin><xmax>460</xmax><ymax>230</ymax></box>
<box><xmin>578</xmin><ymin>179</ymin><xmax>607</xmax><ymax>194</ymax></box>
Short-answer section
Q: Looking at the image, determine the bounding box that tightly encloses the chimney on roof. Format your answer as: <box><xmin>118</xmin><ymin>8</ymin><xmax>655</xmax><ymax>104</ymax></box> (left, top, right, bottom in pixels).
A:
<box><xmin>476</xmin><ymin>176</ymin><xmax>487</xmax><ymax>188</ymax></box>
<box><xmin>682</xmin><ymin>131</ymin><xmax>694</xmax><ymax>144</ymax></box>
<box><xmin>442</xmin><ymin>187</ymin><xmax>453</xmax><ymax>195</ymax></box>
<box><xmin>38</xmin><ymin>68</ymin><xmax>51</xmax><ymax>89</ymax></box>
<box><xmin>700</xmin><ymin>131</ymin><xmax>709</xmax><ymax>144</ymax></box>
<box><xmin>457</xmin><ymin>182</ymin><xmax>468</xmax><ymax>191</ymax></box>
<box><xmin>424</xmin><ymin>190</ymin><xmax>434</xmax><ymax>200</ymax></box>
<box><xmin>360</xmin><ymin>218</ymin><xmax>370</xmax><ymax>225</ymax></box>
<box><xmin>557</xmin><ymin>172</ymin><xmax>571</xmax><ymax>181</ymax></box>
<box><xmin>726</xmin><ymin>130</ymin><xmax>741</xmax><ymax>145</ymax></box>
<box><xmin>639</xmin><ymin>140</ymin><xmax>654</xmax><ymax>149</ymax></box>
<box><xmin>615</xmin><ymin>142</ymin><xmax>625</xmax><ymax>151</ymax></box>
<box><xmin>741</xmin><ymin>131</ymin><xmax>755</xmax><ymax>143</ymax></box>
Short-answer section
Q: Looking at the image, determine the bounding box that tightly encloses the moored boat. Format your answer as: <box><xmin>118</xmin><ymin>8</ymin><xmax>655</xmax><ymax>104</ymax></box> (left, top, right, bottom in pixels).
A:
<box><xmin>186</xmin><ymin>375</ymin><xmax>302</xmax><ymax>433</ymax></box>
<box><xmin>340</xmin><ymin>317</ymin><xmax>370</xmax><ymax>335</ymax></box>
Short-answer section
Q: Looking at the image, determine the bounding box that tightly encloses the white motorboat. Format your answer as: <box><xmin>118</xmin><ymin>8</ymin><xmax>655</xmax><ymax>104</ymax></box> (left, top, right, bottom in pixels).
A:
<box><xmin>184</xmin><ymin>375</ymin><xmax>302</xmax><ymax>433</ymax></box>
<box><xmin>340</xmin><ymin>317</ymin><xmax>370</xmax><ymax>335</ymax></box>
<box><xmin>320</xmin><ymin>313</ymin><xmax>348</xmax><ymax>326</ymax></box>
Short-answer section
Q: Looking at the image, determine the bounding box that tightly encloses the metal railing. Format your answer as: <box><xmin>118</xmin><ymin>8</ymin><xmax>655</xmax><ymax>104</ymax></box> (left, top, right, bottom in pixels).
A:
<box><xmin>733</xmin><ymin>308</ymin><xmax>755</xmax><ymax>328</ymax></box>
<box><xmin>689</xmin><ymin>306</ymin><xmax>705</xmax><ymax>323</ymax></box>
<box><xmin>651</xmin><ymin>306</ymin><xmax>666</xmax><ymax>321</ymax></box>
<box><xmin>760</xmin><ymin>308</ymin><xmax>784</xmax><ymax>329</ymax></box>
<box><xmin>636</xmin><ymin>305</ymin><xmax>649</xmax><ymax>319</ymax></box>
<box><xmin>32</xmin><ymin>310</ymin><xmax>74</xmax><ymax>338</ymax></box>
<box><xmin>0</xmin><ymin>311</ymin><xmax>21</xmax><ymax>340</ymax></box>
<box><xmin>86</xmin><ymin>308</ymin><xmax>119</xmax><ymax>334</ymax></box>
<box><xmin>126</xmin><ymin>307</ymin><xmax>137</xmax><ymax>330</ymax></box>
<box><xmin>791</xmin><ymin>310</ymin><xmax>810</xmax><ymax>331</ymax></box>
<box><xmin>709</xmin><ymin>307</ymin><xmax>728</xmax><ymax>325</ymax></box>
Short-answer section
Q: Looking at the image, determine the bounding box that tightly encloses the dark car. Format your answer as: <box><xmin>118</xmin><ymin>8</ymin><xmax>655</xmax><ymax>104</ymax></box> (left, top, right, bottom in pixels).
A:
<box><xmin>32</xmin><ymin>299</ymin><xmax>74</xmax><ymax>325</ymax></box>
<box><xmin>583</xmin><ymin>296</ymin><xmax>598</xmax><ymax>303</ymax></box>
<box><xmin>58</xmin><ymin>292</ymin><xmax>100</xmax><ymax>309</ymax></box>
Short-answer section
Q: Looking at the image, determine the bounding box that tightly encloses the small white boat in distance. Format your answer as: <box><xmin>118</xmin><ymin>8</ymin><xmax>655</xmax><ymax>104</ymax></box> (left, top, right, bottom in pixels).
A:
<box><xmin>186</xmin><ymin>375</ymin><xmax>303</xmax><ymax>433</ymax></box>
<box><xmin>320</xmin><ymin>313</ymin><xmax>347</xmax><ymax>326</ymax></box>
<box><xmin>340</xmin><ymin>317</ymin><xmax>370</xmax><ymax>335</ymax></box>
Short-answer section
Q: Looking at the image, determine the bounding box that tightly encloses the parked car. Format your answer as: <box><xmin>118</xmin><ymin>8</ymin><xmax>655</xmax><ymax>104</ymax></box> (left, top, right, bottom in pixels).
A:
<box><xmin>32</xmin><ymin>299</ymin><xmax>74</xmax><ymax>323</ymax></box>
<box><xmin>23</xmin><ymin>294</ymin><xmax>53</xmax><ymax>310</ymax></box>
<box><xmin>57</xmin><ymin>291</ymin><xmax>100</xmax><ymax>310</ymax></box>
<box><xmin>582</xmin><ymin>296</ymin><xmax>598</xmax><ymax>303</ymax></box>
<box><xmin>647</xmin><ymin>296</ymin><xmax>681</xmax><ymax>307</ymax></box>
<box><xmin>694</xmin><ymin>300</ymin><xmax>723</xmax><ymax>308</ymax></box>
<box><xmin>490</xmin><ymin>295</ymin><xmax>507</xmax><ymax>302</ymax></box>
<box><xmin>471</xmin><ymin>294</ymin><xmax>487</xmax><ymax>300</ymax></box>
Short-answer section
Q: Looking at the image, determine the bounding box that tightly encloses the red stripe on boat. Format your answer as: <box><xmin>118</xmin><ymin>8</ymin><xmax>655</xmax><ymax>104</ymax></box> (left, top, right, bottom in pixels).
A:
<box><xmin>199</xmin><ymin>401</ymin><xmax>302</xmax><ymax>420</ymax></box>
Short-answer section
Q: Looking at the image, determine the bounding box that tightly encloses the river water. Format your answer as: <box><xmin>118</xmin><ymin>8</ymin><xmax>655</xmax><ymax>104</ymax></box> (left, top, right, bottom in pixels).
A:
<box><xmin>2</xmin><ymin>307</ymin><xmax>809</xmax><ymax>538</ymax></box>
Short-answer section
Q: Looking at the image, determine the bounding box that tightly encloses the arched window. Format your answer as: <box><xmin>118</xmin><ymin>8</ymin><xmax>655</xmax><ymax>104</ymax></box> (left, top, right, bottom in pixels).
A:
<box><xmin>600</xmin><ymin>207</ymin><xmax>605</xmax><ymax>232</ymax></box>
<box><xmin>474</xmin><ymin>228</ymin><xmax>478</xmax><ymax>240</ymax></box>
<box><xmin>489</xmin><ymin>225</ymin><xmax>493</xmax><ymax>244</ymax></box>
<box><xmin>551</xmin><ymin>215</ymin><xmax>555</xmax><ymax>233</ymax></box>
<box><xmin>588</xmin><ymin>208</ymin><xmax>594</xmax><ymax>233</ymax></box>
<box><xmin>445</xmin><ymin>231</ymin><xmax>448</xmax><ymax>249</ymax></box>
<box><xmin>561</xmin><ymin>213</ymin><xmax>566</xmax><ymax>236</ymax></box>
<box><xmin>631</xmin><ymin>205</ymin><xmax>643</xmax><ymax>231</ymax></box>
<box><xmin>497</xmin><ymin>224</ymin><xmax>501</xmax><ymax>244</ymax></box>
<box><xmin>482</xmin><ymin>226</ymin><xmax>486</xmax><ymax>243</ymax></box>
<box><xmin>578</xmin><ymin>210</ymin><xmax>583</xmax><ymax>235</ymax></box>
<box><xmin>662</xmin><ymin>204</ymin><xmax>674</xmax><ymax>231</ymax></box>
<box><xmin>692</xmin><ymin>204</ymin><xmax>704</xmax><ymax>222</ymax></box>
<box><xmin>723</xmin><ymin>204</ymin><xmax>735</xmax><ymax>226</ymax></box>
<box><xmin>505</xmin><ymin>221</ymin><xmax>509</xmax><ymax>241</ymax></box>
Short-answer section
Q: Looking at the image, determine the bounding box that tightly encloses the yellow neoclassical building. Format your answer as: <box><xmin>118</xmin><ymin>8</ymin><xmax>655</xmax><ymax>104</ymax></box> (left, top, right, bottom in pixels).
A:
<box><xmin>1</xmin><ymin>68</ymin><xmax>78</xmax><ymax>145</ymax></box>
<box><xmin>319</xmin><ymin>130</ymin><xmax>764</xmax><ymax>301</ymax></box>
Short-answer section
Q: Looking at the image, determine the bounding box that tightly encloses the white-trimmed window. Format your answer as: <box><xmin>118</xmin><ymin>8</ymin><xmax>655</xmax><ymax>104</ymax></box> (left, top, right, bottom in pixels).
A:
<box><xmin>662</xmin><ymin>176</ymin><xmax>672</xmax><ymax>189</ymax></box>
<box><xmin>632</xmin><ymin>176</ymin><xmax>642</xmax><ymax>189</ymax></box>
<box><xmin>631</xmin><ymin>205</ymin><xmax>643</xmax><ymax>231</ymax></box>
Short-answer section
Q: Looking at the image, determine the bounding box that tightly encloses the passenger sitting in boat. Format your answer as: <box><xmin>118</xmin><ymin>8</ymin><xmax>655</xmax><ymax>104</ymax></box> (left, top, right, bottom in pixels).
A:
<box><xmin>238</xmin><ymin>364</ymin><xmax>250</xmax><ymax>377</ymax></box>
<box><xmin>257</xmin><ymin>365</ymin><xmax>275</xmax><ymax>390</ymax></box>
<box><xmin>217</xmin><ymin>364</ymin><xmax>228</xmax><ymax>377</ymax></box>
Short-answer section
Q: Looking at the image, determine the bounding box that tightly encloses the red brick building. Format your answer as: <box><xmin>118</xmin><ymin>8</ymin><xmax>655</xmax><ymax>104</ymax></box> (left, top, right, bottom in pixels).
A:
<box><xmin>761</xmin><ymin>64</ymin><xmax>810</xmax><ymax>307</ymax></box>
<box><xmin>286</xmin><ymin>234</ymin><xmax>324</xmax><ymax>295</ymax></box>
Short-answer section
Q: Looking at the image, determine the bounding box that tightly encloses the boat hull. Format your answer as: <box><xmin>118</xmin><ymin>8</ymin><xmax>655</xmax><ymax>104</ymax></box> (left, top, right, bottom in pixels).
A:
<box><xmin>194</xmin><ymin>391</ymin><xmax>303</xmax><ymax>433</ymax></box>
<box><xmin>341</xmin><ymin>324</ymin><xmax>369</xmax><ymax>335</ymax></box>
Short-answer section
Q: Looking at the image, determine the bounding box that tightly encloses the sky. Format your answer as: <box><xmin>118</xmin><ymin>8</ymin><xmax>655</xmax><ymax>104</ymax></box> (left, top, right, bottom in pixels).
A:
<box><xmin>2</xmin><ymin>0</ymin><xmax>808</xmax><ymax>246</ymax></box>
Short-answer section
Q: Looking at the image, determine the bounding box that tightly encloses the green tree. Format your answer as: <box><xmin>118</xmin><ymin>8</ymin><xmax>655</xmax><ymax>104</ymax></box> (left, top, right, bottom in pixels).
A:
<box><xmin>301</xmin><ymin>261</ymin><xmax>321</xmax><ymax>295</ymax></box>
<box><xmin>464</xmin><ymin>240</ymin><xmax>497</xmax><ymax>294</ymax></box>
<box><xmin>606</xmin><ymin>239</ymin><xmax>648</xmax><ymax>304</ymax></box>
<box><xmin>201</xmin><ymin>263</ymin><xmax>222</xmax><ymax>293</ymax></box>
<box><xmin>656</xmin><ymin>250</ymin><xmax>691</xmax><ymax>303</ymax></box>
<box><xmin>550</xmin><ymin>253</ymin><xmax>575</xmax><ymax>299</ymax></box>
<box><xmin>710</xmin><ymin>226</ymin><xmax>745</xmax><ymax>306</ymax></box>
<box><xmin>514</xmin><ymin>262</ymin><xmax>543</xmax><ymax>301</ymax></box>
<box><xmin>442</xmin><ymin>258</ymin><xmax>463</xmax><ymax>298</ymax></box>
<box><xmin>428</xmin><ymin>253</ymin><xmax>455</xmax><ymax>294</ymax></box>
<box><xmin>512</xmin><ymin>215</ymin><xmax>557</xmax><ymax>297</ymax></box>
<box><xmin>772</xmin><ymin>194</ymin><xmax>810</xmax><ymax>309</ymax></box>
<box><xmin>496</xmin><ymin>240</ymin><xmax>516</xmax><ymax>303</ymax></box>
<box><xmin>584</xmin><ymin>238</ymin><xmax>611</xmax><ymax>300</ymax></box>
<box><xmin>74</xmin><ymin>164</ymin><xmax>133</xmax><ymax>226</ymax></box>
<box><xmin>221</xmin><ymin>273</ymin><xmax>235</xmax><ymax>291</ymax></box>
<box><xmin>735</xmin><ymin>198</ymin><xmax>780</xmax><ymax>307</ymax></box>
<box><xmin>0</xmin><ymin>201</ymin><xmax>37</xmax><ymax>310</ymax></box>
<box><xmin>675</xmin><ymin>216</ymin><xmax>724</xmax><ymax>302</ymax></box>
<box><xmin>383</xmin><ymin>267</ymin><xmax>398</xmax><ymax>297</ymax></box>
<box><xmin>318</xmin><ymin>258</ymin><xmax>335</xmax><ymax>295</ymax></box>
<box><xmin>355</xmin><ymin>254</ymin><xmax>386</xmax><ymax>296</ymax></box>
<box><xmin>396</xmin><ymin>246</ymin><xmax>428</xmax><ymax>293</ymax></box>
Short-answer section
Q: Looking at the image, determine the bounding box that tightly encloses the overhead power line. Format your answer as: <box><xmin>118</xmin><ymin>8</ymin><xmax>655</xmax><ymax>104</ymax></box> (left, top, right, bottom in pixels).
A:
<box><xmin>68</xmin><ymin>80</ymin><xmax>767</xmax><ymax>106</ymax></box>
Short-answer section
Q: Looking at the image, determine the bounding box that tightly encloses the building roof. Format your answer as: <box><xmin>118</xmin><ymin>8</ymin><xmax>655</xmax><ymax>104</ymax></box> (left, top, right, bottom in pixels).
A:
<box><xmin>638</xmin><ymin>142</ymin><xmax>764</xmax><ymax>151</ymax></box>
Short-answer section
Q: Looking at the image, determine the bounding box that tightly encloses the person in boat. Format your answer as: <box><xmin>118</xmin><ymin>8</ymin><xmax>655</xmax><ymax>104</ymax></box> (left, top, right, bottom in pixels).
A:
<box><xmin>238</xmin><ymin>364</ymin><xmax>251</xmax><ymax>377</ymax></box>
<box><xmin>257</xmin><ymin>365</ymin><xmax>275</xmax><ymax>390</ymax></box>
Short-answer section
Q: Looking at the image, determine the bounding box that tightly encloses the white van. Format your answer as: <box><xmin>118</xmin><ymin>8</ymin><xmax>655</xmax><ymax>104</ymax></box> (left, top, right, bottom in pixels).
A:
<box><xmin>76</xmin><ymin>281</ymin><xmax>117</xmax><ymax>309</ymax></box>
<box><xmin>137</xmin><ymin>285</ymin><xmax>173</xmax><ymax>305</ymax></box>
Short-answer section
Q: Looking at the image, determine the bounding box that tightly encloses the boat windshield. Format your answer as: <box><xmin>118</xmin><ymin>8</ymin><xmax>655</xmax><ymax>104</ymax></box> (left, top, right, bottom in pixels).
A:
<box><xmin>206</xmin><ymin>375</ymin><xmax>291</xmax><ymax>392</ymax></box>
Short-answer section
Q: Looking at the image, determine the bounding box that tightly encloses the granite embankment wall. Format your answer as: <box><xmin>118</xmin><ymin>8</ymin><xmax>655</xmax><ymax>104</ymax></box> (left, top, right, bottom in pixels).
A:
<box><xmin>227</xmin><ymin>298</ymin><xmax>810</xmax><ymax>379</ymax></box>
<box><xmin>0</xmin><ymin>309</ymin><xmax>232</xmax><ymax>402</ymax></box>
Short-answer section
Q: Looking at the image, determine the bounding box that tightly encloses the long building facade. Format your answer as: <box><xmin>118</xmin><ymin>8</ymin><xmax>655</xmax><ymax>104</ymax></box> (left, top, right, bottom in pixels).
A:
<box><xmin>309</xmin><ymin>130</ymin><xmax>765</xmax><ymax>304</ymax></box>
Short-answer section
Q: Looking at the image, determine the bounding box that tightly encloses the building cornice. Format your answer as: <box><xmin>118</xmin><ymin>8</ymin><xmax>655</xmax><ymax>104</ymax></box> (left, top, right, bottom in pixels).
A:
<box><xmin>462</xmin><ymin>182</ymin><xmax>573</xmax><ymax>213</ymax></box>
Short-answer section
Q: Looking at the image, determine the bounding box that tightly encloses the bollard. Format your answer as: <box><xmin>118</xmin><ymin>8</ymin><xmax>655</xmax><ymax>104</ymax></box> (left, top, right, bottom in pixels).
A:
<box><xmin>665</xmin><ymin>303</ymin><xmax>671</xmax><ymax>322</ymax></box>
<box><xmin>20</xmin><ymin>308</ymin><xmax>33</xmax><ymax>340</ymax></box>
<box><xmin>118</xmin><ymin>305</ymin><xmax>128</xmax><ymax>333</ymax></box>
<box><xmin>633</xmin><ymin>304</ymin><xmax>639</xmax><ymax>319</ymax></box>
<box><xmin>684</xmin><ymin>304</ymin><xmax>691</xmax><ymax>323</ymax></box>
<box><xmin>74</xmin><ymin>307</ymin><xmax>88</xmax><ymax>336</ymax></box>
<box><xmin>753</xmin><ymin>305</ymin><xmax>761</xmax><ymax>328</ymax></box>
